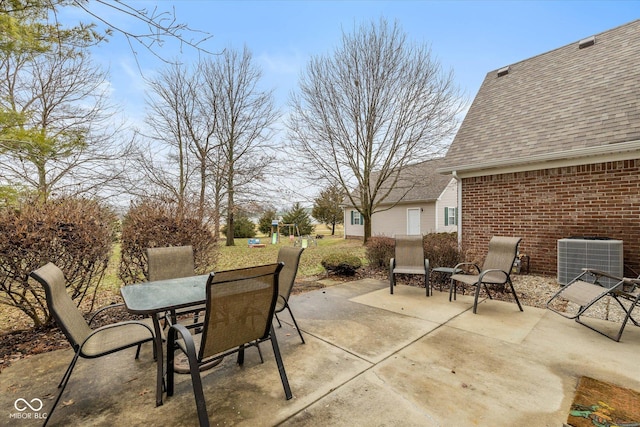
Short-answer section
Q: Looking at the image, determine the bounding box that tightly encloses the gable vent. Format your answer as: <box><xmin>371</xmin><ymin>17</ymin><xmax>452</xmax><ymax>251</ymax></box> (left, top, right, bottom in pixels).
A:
<box><xmin>497</xmin><ymin>65</ymin><xmax>510</xmax><ymax>77</ymax></box>
<box><xmin>578</xmin><ymin>35</ymin><xmax>596</xmax><ymax>49</ymax></box>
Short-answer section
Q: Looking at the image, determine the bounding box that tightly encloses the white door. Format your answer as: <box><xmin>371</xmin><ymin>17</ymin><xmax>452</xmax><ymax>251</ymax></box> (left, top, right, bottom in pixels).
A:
<box><xmin>407</xmin><ymin>208</ymin><xmax>421</xmax><ymax>235</ymax></box>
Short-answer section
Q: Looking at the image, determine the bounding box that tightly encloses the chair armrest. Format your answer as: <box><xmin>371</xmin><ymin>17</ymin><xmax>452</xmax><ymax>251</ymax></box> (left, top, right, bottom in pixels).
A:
<box><xmin>478</xmin><ymin>268</ymin><xmax>509</xmax><ymax>283</ymax></box>
<box><xmin>168</xmin><ymin>323</ymin><xmax>198</xmax><ymax>362</ymax></box>
<box><xmin>582</xmin><ymin>268</ymin><xmax>624</xmax><ymax>282</ymax></box>
<box><xmin>453</xmin><ymin>262</ymin><xmax>480</xmax><ymax>274</ymax></box>
<box><xmin>81</xmin><ymin>320</ymin><xmax>155</xmax><ymax>350</ymax></box>
<box><xmin>88</xmin><ymin>303</ymin><xmax>126</xmax><ymax>326</ymax></box>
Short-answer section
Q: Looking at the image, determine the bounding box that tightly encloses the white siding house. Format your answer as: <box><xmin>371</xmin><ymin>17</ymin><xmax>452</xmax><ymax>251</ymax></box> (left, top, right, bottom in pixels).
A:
<box><xmin>344</xmin><ymin>158</ymin><xmax>458</xmax><ymax>239</ymax></box>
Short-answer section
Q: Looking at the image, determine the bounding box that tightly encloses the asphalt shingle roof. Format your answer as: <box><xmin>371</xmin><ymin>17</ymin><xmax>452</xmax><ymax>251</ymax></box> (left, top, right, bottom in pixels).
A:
<box><xmin>367</xmin><ymin>158</ymin><xmax>452</xmax><ymax>205</ymax></box>
<box><xmin>441</xmin><ymin>19</ymin><xmax>640</xmax><ymax>173</ymax></box>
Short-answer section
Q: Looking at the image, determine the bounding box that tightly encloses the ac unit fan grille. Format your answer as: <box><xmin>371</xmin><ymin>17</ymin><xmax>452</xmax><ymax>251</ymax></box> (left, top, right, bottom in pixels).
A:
<box><xmin>557</xmin><ymin>238</ymin><xmax>623</xmax><ymax>287</ymax></box>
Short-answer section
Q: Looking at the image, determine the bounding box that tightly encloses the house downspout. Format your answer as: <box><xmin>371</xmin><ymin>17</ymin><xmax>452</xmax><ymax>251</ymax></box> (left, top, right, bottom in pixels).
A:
<box><xmin>452</xmin><ymin>171</ymin><xmax>462</xmax><ymax>247</ymax></box>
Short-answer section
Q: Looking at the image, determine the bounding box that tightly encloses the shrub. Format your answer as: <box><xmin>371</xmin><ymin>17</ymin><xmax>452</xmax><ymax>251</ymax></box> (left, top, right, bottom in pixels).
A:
<box><xmin>365</xmin><ymin>236</ymin><xmax>395</xmax><ymax>268</ymax></box>
<box><xmin>0</xmin><ymin>196</ymin><xmax>117</xmax><ymax>326</ymax></box>
<box><xmin>423</xmin><ymin>232</ymin><xmax>464</xmax><ymax>268</ymax></box>
<box><xmin>119</xmin><ymin>198</ymin><xmax>219</xmax><ymax>285</ymax></box>
<box><xmin>221</xmin><ymin>214</ymin><xmax>256</xmax><ymax>238</ymax></box>
<box><xmin>365</xmin><ymin>233</ymin><xmax>463</xmax><ymax>271</ymax></box>
<box><xmin>321</xmin><ymin>253</ymin><xmax>362</xmax><ymax>276</ymax></box>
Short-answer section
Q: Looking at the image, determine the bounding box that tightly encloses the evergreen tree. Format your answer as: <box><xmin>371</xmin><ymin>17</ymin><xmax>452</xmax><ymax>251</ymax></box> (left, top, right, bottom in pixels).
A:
<box><xmin>312</xmin><ymin>184</ymin><xmax>344</xmax><ymax>235</ymax></box>
<box><xmin>258</xmin><ymin>209</ymin><xmax>277</xmax><ymax>236</ymax></box>
<box><xmin>281</xmin><ymin>202</ymin><xmax>314</xmax><ymax>236</ymax></box>
<box><xmin>221</xmin><ymin>213</ymin><xmax>256</xmax><ymax>239</ymax></box>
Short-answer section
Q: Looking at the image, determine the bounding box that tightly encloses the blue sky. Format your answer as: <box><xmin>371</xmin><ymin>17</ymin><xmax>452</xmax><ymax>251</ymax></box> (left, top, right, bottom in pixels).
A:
<box><xmin>77</xmin><ymin>0</ymin><xmax>640</xmax><ymax>129</ymax></box>
<box><xmin>59</xmin><ymin>1</ymin><xmax>639</xmax><ymax>204</ymax></box>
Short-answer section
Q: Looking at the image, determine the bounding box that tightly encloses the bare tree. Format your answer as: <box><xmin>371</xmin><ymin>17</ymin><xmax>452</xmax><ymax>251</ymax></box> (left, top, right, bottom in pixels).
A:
<box><xmin>142</xmin><ymin>63</ymin><xmax>196</xmax><ymax>210</ymax></box>
<box><xmin>140</xmin><ymin>61</ymin><xmax>221</xmax><ymax>224</ymax></box>
<box><xmin>0</xmin><ymin>44</ymin><xmax>131</xmax><ymax>202</ymax></box>
<box><xmin>201</xmin><ymin>46</ymin><xmax>278</xmax><ymax>246</ymax></box>
<box><xmin>137</xmin><ymin>48</ymin><xmax>277</xmax><ymax>242</ymax></box>
<box><xmin>287</xmin><ymin>18</ymin><xmax>463</xmax><ymax>242</ymax></box>
<box><xmin>1</xmin><ymin>1</ymin><xmax>212</xmax><ymax>61</ymax></box>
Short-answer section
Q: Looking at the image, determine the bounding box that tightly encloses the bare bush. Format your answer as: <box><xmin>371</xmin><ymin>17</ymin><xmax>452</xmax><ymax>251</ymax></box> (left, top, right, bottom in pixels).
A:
<box><xmin>423</xmin><ymin>232</ymin><xmax>465</xmax><ymax>268</ymax></box>
<box><xmin>365</xmin><ymin>236</ymin><xmax>396</xmax><ymax>268</ymax></box>
<box><xmin>0</xmin><ymin>197</ymin><xmax>117</xmax><ymax>326</ymax></box>
<box><xmin>119</xmin><ymin>198</ymin><xmax>219</xmax><ymax>284</ymax></box>
<box><xmin>365</xmin><ymin>233</ymin><xmax>464</xmax><ymax>271</ymax></box>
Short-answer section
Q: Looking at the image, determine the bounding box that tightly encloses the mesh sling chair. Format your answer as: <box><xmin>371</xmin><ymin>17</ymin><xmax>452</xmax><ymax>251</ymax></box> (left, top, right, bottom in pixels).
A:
<box><xmin>450</xmin><ymin>236</ymin><xmax>523</xmax><ymax>314</ymax></box>
<box><xmin>546</xmin><ymin>268</ymin><xmax>640</xmax><ymax>342</ymax></box>
<box><xmin>390</xmin><ymin>235</ymin><xmax>430</xmax><ymax>296</ymax></box>
<box><xmin>29</xmin><ymin>262</ymin><xmax>155</xmax><ymax>426</ymax></box>
<box><xmin>166</xmin><ymin>263</ymin><xmax>292</xmax><ymax>427</ymax></box>
<box><xmin>147</xmin><ymin>245</ymin><xmax>204</xmax><ymax>326</ymax></box>
<box><xmin>275</xmin><ymin>246</ymin><xmax>306</xmax><ymax>343</ymax></box>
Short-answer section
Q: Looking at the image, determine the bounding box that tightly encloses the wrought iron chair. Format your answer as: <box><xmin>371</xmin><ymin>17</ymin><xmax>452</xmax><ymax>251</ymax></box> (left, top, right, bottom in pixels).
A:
<box><xmin>547</xmin><ymin>268</ymin><xmax>640</xmax><ymax>342</ymax></box>
<box><xmin>449</xmin><ymin>236</ymin><xmax>523</xmax><ymax>313</ymax></box>
<box><xmin>275</xmin><ymin>246</ymin><xmax>306</xmax><ymax>343</ymax></box>
<box><xmin>30</xmin><ymin>262</ymin><xmax>155</xmax><ymax>426</ymax></box>
<box><xmin>389</xmin><ymin>234</ymin><xmax>430</xmax><ymax>295</ymax></box>
<box><xmin>166</xmin><ymin>263</ymin><xmax>292</xmax><ymax>427</ymax></box>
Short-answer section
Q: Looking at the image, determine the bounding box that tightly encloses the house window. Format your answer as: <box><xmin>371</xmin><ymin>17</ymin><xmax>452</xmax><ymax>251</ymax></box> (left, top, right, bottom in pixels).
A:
<box><xmin>444</xmin><ymin>207</ymin><xmax>458</xmax><ymax>226</ymax></box>
<box><xmin>350</xmin><ymin>210</ymin><xmax>362</xmax><ymax>225</ymax></box>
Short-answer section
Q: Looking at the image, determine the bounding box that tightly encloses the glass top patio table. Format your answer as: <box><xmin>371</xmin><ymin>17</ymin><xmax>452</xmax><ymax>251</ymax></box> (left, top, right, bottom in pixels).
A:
<box><xmin>120</xmin><ymin>274</ymin><xmax>209</xmax><ymax>406</ymax></box>
<box><xmin>121</xmin><ymin>274</ymin><xmax>209</xmax><ymax>314</ymax></box>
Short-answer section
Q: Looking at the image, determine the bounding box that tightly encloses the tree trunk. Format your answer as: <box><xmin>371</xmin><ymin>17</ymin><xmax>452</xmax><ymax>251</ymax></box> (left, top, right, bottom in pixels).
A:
<box><xmin>225</xmin><ymin>188</ymin><xmax>235</xmax><ymax>246</ymax></box>
<box><xmin>363</xmin><ymin>213</ymin><xmax>372</xmax><ymax>244</ymax></box>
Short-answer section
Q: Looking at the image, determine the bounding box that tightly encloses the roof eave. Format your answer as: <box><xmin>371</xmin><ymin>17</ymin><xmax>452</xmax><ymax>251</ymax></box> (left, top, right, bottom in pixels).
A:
<box><xmin>437</xmin><ymin>140</ymin><xmax>640</xmax><ymax>176</ymax></box>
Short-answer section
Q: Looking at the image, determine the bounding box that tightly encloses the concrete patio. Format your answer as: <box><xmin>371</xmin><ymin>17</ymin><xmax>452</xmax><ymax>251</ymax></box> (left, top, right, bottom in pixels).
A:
<box><xmin>2</xmin><ymin>278</ymin><xmax>640</xmax><ymax>426</ymax></box>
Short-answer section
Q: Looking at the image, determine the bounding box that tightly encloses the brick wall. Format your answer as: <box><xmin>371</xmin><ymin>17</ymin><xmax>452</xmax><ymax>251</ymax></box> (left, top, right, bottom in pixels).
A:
<box><xmin>461</xmin><ymin>159</ymin><xmax>640</xmax><ymax>277</ymax></box>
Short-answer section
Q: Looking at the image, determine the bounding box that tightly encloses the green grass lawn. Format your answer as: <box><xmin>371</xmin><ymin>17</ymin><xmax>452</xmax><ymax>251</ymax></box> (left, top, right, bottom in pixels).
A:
<box><xmin>216</xmin><ymin>234</ymin><xmax>366</xmax><ymax>277</ymax></box>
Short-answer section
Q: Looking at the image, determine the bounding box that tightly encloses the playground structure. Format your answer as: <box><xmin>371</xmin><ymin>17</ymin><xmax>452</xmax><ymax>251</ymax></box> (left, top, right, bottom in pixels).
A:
<box><xmin>270</xmin><ymin>220</ymin><xmax>317</xmax><ymax>247</ymax></box>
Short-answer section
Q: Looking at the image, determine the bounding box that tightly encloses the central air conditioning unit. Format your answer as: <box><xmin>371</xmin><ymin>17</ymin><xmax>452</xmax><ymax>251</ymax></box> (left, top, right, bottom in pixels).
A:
<box><xmin>557</xmin><ymin>238</ymin><xmax>623</xmax><ymax>287</ymax></box>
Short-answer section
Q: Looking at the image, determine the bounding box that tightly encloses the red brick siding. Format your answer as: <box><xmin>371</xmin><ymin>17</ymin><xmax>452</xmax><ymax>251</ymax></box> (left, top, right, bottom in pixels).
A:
<box><xmin>461</xmin><ymin>159</ymin><xmax>640</xmax><ymax>276</ymax></box>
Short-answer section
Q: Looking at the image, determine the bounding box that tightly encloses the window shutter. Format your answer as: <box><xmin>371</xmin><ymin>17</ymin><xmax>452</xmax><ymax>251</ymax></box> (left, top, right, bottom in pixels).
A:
<box><xmin>350</xmin><ymin>210</ymin><xmax>354</xmax><ymax>225</ymax></box>
<box><xmin>444</xmin><ymin>207</ymin><xmax>449</xmax><ymax>226</ymax></box>
<box><xmin>455</xmin><ymin>207</ymin><xmax>458</xmax><ymax>225</ymax></box>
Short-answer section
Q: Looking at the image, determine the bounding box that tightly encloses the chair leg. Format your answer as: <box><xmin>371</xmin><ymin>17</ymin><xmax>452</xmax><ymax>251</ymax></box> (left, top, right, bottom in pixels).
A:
<box><xmin>449</xmin><ymin>278</ymin><xmax>457</xmax><ymax>302</ymax></box>
<box><xmin>425</xmin><ymin>273</ymin><xmax>430</xmax><ymax>297</ymax></box>
<box><xmin>269</xmin><ymin>325</ymin><xmax>292</xmax><ymax>400</ymax></box>
<box><xmin>508</xmin><ymin>279</ymin><xmax>523</xmax><ymax>311</ymax></box>
<box><xmin>166</xmin><ymin>329</ymin><xmax>176</xmax><ymax>397</ymax></box>
<box><xmin>483</xmin><ymin>284</ymin><xmax>493</xmax><ymax>300</ymax></box>
<box><xmin>576</xmin><ymin>294</ymin><xmax>640</xmax><ymax>342</ymax></box>
<box><xmin>255</xmin><ymin>341</ymin><xmax>264</xmax><ymax>363</ymax></box>
<box><xmin>275</xmin><ymin>312</ymin><xmax>282</xmax><ymax>328</ymax></box>
<box><xmin>187</xmin><ymin>353</ymin><xmax>209</xmax><ymax>427</ymax></box>
<box><xmin>44</xmin><ymin>350</ymin><xmax>81</xmax><ymax>427</ymax></box>
<box><xmin>473</xmin><ymin>283</ymin><xmax>482</xmax><ymax>314</ymax></box>
<box><xmin>237</xmin><ymin>346</ymin><xmax>245</xmax><ymax>365</ymax></box>
<box><xmin>390</xmin><ymin>260</ymin><xmax>395</xmax><ymax>294</ymax></box>
<box><xmin>285</xmin><ymin>304</ymin><xmax>305</xmax><ymax>344</ymax></box>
